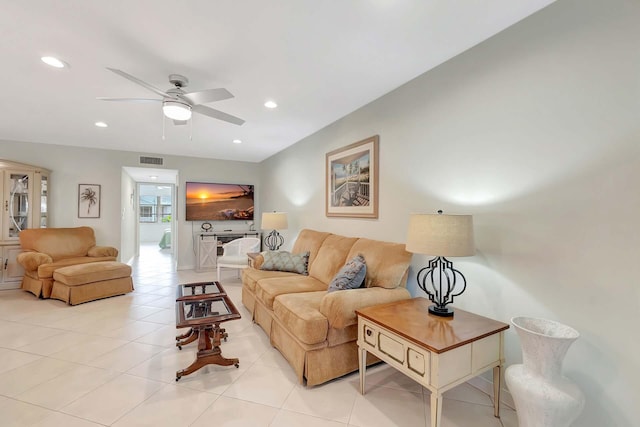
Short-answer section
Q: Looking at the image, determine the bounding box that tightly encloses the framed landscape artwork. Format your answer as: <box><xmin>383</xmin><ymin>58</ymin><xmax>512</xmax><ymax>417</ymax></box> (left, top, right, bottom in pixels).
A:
<box><xmin>326</xmin><ymin>135</ymin><xmax>379</xmax><ymax>218</ymax></box>
<box><xmin>78</xmin><ymin>184</ymin><xmax>101</xmax><ymax>218</ymax></box>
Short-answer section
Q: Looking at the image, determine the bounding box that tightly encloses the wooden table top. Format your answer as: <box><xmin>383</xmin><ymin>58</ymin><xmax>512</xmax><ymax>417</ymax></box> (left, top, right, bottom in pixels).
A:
<box><xmin>175</xmin><ymin>294</ymin><xmax>241</xmax><ymax>328</ymax></box>
<box><xmin>176</xmin><ymin>281</ymin><xmax>226</xmax><ymax>301</ymax></box>
<box><xmin>356</xmin><ymin>298</ymin><xmax>509</xmax><ymax>354</ymax></box>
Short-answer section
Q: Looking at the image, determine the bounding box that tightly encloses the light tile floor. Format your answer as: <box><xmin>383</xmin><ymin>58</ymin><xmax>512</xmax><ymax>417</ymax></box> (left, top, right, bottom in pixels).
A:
<box><xmin>0</xmin><ymin>244</ymin><xmax>519</xmax><ymax>426</ymax></box>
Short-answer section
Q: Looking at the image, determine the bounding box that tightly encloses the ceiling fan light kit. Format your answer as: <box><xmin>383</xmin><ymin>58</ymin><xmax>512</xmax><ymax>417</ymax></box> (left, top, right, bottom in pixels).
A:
<box><xmin>41</xmin><ymin>56</ymin><xmax>67</xmax><ymax>68</ymax></box>
<box><xmin>99</xmin><ymin>68</ymin><xmax>244</xmax><ymax>126</ymax></box>
<box><xmin>162</xmin><ymin>100</ymin><xmax>192</xmax><ymax>121</ymax></box>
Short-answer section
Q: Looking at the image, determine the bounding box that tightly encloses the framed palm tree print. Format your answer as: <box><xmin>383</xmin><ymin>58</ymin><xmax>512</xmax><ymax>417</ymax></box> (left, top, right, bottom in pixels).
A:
<box><xmin>326</xmin><ymin>135</ymin><xmax>379</xmax><ymax>218</ymax></box>
<box><xmin>78</xmin><ymin>184</ymin><xmax>101</xmax><ymax>218</ymax></box>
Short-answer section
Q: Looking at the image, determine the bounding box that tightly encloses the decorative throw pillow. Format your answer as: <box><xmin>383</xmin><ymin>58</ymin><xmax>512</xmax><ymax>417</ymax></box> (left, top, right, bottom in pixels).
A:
<box><xmin>328</xmin><ymin>254</ymin><xmax>367</xmax><ymax>292</ymax></box>
<box><xmin>260</xmin><ymin>251</ymin><xmax>310</xmax><ymax>275</ymax></box>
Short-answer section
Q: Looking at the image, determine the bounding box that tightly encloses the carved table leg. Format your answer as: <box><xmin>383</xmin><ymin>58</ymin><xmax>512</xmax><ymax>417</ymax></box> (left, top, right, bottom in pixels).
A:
<box><xmin>176</xmin><ymin>328</ymin><xmax>193</xmax><ymax>340</ymax></box>
<box><xmin>175</xmin><ymin>328</ymin><xmax>199</xmax><ymax>350</ymax></box>
<box><xmin>176</xmin><ymin>324</ymin><xmax>239</xmax><ymax>381</ymax></box>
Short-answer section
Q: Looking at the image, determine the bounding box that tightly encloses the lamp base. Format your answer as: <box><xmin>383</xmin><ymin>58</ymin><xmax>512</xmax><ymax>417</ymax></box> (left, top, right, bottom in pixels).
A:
<box><xmin>264</xmin><ymin>230</ymin><xmax>284</xmax><ymax>251</ymax></box>
<box><xmin>428</xmin><ymin>305</ymin><xmax>455</xmax><ymax>317</ymax></box>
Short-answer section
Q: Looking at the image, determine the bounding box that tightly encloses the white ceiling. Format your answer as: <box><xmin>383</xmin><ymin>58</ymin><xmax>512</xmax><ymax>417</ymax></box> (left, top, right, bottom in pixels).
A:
<box><xmin>0</xmin><ymin>0</ymin><xmax>555</xmax><ymax>163</ymax></box>
<box><xmin>122</xmin><ymin>166</ymin><xmax>178</xmax><ymax>184</ymax></box>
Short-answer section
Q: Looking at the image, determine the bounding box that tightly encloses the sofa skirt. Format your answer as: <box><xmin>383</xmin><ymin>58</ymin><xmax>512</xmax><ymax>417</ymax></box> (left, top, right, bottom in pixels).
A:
<box><xmin>51</xmin><ymin>276</ymin><xmax>133</xmax><ymax>305</ymax></box>
<box><xmin>21</xmin><ymin>275</ymin><xmax>54</xmax><ymax>299</ymax></box>
<box><xmin>270</xmin><ymin>315</ymin><xmax>379</xmax><ymax>386</ymax></box>
<box><xmin>241</xmin><ymin>286</ymin><xmax>256</xmax><ymax>316</ymax></box>
<box><xmin>243</xmin><ymin>279</ymin><xmax>380</xmax><ymax>386</ymax></box>
<box><xmin>253</xmin><ymin>295</ymin><xmax>275</xmax><ymax>336</ymax></box>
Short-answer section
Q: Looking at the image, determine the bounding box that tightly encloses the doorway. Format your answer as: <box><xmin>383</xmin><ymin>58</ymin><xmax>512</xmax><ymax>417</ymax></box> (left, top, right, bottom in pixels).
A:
<box><xmin>138</xmin><ymin>182</ymin><xmax>174</xmax><ymax>255</ymax></box>
<box><xmin>122</xmin><ymin>167</ymin><xmax>178</xmax><ymax>271</ymax></box>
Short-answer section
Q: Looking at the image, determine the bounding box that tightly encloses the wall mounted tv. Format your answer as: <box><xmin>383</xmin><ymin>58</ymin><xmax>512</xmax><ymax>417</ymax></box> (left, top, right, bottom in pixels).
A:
<box><xmin>185</xmin><ymin>182</ymin><xmax>254</xmax><ymax>221</ymax></box>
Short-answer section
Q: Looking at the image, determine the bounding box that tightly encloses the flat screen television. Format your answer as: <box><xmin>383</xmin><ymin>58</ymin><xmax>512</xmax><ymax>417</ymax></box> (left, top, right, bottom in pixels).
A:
<box><xmin>185</xmin><ymin>182</ymin><xmax>254</xmax><ymax>221</ymax></box>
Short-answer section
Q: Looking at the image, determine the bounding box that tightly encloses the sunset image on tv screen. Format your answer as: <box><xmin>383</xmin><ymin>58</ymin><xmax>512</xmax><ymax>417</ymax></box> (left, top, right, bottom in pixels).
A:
<box><xmin>185</xmin><ymin>182</ymin><xmax>254</xmax><ymax>221</ymax></box>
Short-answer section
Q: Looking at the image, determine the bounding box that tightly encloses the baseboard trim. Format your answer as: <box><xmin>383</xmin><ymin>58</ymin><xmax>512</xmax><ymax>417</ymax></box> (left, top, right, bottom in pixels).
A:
<box><xmin>467</xmin><ymin>376</ymin><xmax>515</xmax><ymax>410</ymax></box>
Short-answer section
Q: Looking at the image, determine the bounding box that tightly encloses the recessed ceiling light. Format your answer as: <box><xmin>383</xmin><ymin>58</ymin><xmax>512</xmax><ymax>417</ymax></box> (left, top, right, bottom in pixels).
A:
<box><xmin>41</xmin><ymin>56</ymin><xmax>67</xmax><ymax>68</ymax></box>
<box><xmin>264</xmin><ymin>100</ymin><xmax>278</xmax><ymax>109</ymax></box>
<box><xmin>149</xmin><ymin>175</ymin><xmax>158</xmax><ymax>180</ymax></box>
<box><xmin>233</xmin><ymin>139</ymin><xmax>242</xmax><ymax>144</ymax></box>
<box><xmin>94</xmin><ymin>121</ymin><xmax>108</xmax><ymax>128</ymax></box>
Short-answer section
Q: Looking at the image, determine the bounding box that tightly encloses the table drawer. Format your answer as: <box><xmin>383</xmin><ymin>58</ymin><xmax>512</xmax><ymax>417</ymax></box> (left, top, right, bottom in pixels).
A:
<box><xmin>363</xmin><ymin>324</ymin><xmax>376</xmax><ymax>346</ymax></box>
<box><xmin>359</xmin><ymin>318</ymin><xmax>430</xmax><ymax>383</ymax></box>
<box><xmin>407</xmin><ymin>347</ymin><xmax>427</xmax><ymax>376</ymax></box>
<box><xmin>379</xmin><ymin>332</ymin><xmax>405</xmax><ymax>363</ymax></box>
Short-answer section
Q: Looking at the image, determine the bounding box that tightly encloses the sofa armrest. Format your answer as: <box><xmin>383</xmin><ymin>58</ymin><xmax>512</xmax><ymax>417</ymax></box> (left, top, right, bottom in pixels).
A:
<box><xmin>319</xmin><ymin>287</ymin><xmax>411</xmax><ymax>329</ymax></box>
<box><xmin>88</xmin><ymin>246</ymin><xmax>118</xmax><ymax>257</ymax></box>
<box><xmin>16</xmin><ymin>251</ymin><xmax>53</xmax><ymax>271</ymax></box>
<box><xmin>250</xmin><ymin>253</ymin><xmax>265</xmax><ymax>269</ymax></box>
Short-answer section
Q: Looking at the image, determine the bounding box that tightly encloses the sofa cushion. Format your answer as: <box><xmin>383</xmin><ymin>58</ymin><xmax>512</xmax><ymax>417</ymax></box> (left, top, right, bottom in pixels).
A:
<box><xmin>37</xmin><ymin>256</ymin><xmax>117</xmax><ymax>279</ymax></box>
<box><xmin>347</xmin><ymin>238</ymin><xmax>412</xmax><ymax>289</ymax></box>
<box><xmin>19</xmin><ymin>227</ymin><xmax>97</xmax><ymax>261</ymax></box>
<box><xmin>261</xmin><ymin>251</ymin><xmax>310</xmax><ymax>275</ymax></box>
<box><xmin>273</xmin><ymin>291</ymin><xmax>328</xmax><ymax>345</ymax></box>
<box><xmin>320</xmin><ymin>286</ymin><xmax>412</xmax><ymax>328</ymax></box>
<box><xmin>291</xmin><ymin>229</ymin><xmax>331</xmax><ymax>269</ymax></box>
<box><xmin>242</xmin><ymin>268</ymin><xmax>301</xmax><ymax>292</ymax></box>
<box><xmin>255</xmin><ymin>275</ymin><xmax>328</xmax><ymax>309</ymax></box>
<box><xmin>308</xmin><ymin>235</ymin><xmax>358</xmax><ymax>284</ymax></box>
<box><xmin>88</xmin><ymin>245</ymin><xmax>119</xmax><ymax>257</ymax></box>
<box><xmin>53</xmin><ymin>261</ymin><xmax>131</xmax><ymax>286</ymax></box>
<box><xmin>328</xmin><ymin>254</ymin><xmax>366</xmax><ymax>292</ymax></box>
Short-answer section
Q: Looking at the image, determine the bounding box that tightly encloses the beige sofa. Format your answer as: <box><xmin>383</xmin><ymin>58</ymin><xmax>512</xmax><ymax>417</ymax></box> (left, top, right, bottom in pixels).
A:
<box><xmin>242</xmin><ymin>229</ymin><xmax>413</xmax><ymax>386</ymax></box>
<box><xmin>17</xmin><ymin>227</ymin><xmax>118</xmax><ymax>298</ymax></box>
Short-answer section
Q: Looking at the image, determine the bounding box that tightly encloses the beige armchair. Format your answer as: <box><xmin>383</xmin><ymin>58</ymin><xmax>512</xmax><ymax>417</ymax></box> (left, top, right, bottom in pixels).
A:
<box><xmin>17</xmin><ymin>226</ymin><xmax>118</xmax><ymax>298</ymax></box>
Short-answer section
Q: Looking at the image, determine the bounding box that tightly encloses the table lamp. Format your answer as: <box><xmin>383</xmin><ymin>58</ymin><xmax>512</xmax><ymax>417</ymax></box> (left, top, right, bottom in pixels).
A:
<box><xmin>261</xmin><ymin>212</ymin><xmax>288</xmax><ymax>251</ymax></box>
<box><xmin>405</xmin><ymin>210</ymin><xmax>475</xmax><ymax>317</ymax></box>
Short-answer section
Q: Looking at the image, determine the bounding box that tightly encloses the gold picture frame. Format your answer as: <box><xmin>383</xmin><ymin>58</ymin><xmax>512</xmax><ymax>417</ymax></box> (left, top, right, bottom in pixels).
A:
<box><xmin>326</xmin><ymin>135</ymin><xmax>379</xmax><ymax>218</ymax></box>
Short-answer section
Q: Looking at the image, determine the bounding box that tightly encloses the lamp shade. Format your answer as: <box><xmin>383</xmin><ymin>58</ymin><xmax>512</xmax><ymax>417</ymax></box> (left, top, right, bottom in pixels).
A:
<box><xmin>262</xmin><ymin>212</ymin><xmax>288</xmax><ymax>230</ymax></box>
<box><xmin>405</xmin><ymin>213</ymin><xmax>475</xmax><ymax>257</ymax></box>
<box><xmin>162</xmin><ymin>100</ymin><xmax>192</xmax><ymax>121</ymax></box>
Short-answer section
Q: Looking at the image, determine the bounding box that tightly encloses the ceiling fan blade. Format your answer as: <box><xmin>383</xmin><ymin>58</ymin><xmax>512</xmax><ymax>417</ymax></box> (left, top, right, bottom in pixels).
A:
<box><xmin>173</xmin><ymin>120</ymin><xmax>188</xmax><ymax>126</ymax></box>
<box><xmin>193</xmin><ymin>105</ymin><xmax>245</xmax><ymax>126</ymax></box>
<box><xmin>96</xmin><ymin>97</ymin><xmax>161</xmax><ymax>103</ymax></box>
<box><xmin>180</xmin><ymin>88</ymin><xmax>234</xmax><ymax>105</ymax></box>
<box><xmin>106</xmin><ymin>68</ymin><xmax>171</xmax><ymax>99</ymax></box>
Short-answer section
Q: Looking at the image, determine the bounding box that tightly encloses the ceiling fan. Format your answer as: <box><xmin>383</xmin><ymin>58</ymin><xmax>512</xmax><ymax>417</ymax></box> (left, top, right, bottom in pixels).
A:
<box><xmin>98</xmin><ymin>68</ymin><xmax>245</xmax><ymax>126</ymax></box>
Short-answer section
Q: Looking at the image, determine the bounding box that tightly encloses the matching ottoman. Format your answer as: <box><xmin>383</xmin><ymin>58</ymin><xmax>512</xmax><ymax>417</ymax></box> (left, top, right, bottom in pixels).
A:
<box><xmin>51</xmin><ymin>261</ymin><xmax>134</xmax><ymax>305</ymax></box>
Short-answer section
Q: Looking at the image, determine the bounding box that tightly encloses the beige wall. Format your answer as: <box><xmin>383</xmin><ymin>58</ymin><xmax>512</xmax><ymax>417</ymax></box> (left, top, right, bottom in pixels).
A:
<box><xmin>259</xmin><ymin>0</ymin><xmax>639</xmax><ymax>424</ymax></box>
<box><xmin>0</xmin><ymin>140</ymin><xmax>260</xmax><ymax>270</ymax></box>
<box><xmin>120</xmin><ymin>169</ymin><xmax>137</xmax><ymax>263</ymax></box>
<box><xmin>1</xmin><ymin>0</ymin><xmax>638</xmax><ymax>422</ymax></box>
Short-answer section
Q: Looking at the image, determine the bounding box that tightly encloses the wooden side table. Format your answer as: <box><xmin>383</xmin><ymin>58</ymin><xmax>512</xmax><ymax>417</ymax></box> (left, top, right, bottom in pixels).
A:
<box><xmin>356</xmin><ymin>298</ymin><xmax>509</xmax><ymax>427</ymax></box>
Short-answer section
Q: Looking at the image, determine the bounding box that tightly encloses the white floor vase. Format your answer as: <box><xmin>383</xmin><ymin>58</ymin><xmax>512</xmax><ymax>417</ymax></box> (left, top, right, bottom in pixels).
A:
<box><xmin>505</xmin><ymin>316</ymin><xmax>585</xmax><ymax>427</ymax></box>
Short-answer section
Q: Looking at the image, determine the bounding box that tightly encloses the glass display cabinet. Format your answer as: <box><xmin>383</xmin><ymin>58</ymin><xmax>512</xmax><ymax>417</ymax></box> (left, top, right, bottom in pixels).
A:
<box><xmin>1</xmin><ymin>160</ymin><xmax>50</xmax><ymax>289</ymax></box>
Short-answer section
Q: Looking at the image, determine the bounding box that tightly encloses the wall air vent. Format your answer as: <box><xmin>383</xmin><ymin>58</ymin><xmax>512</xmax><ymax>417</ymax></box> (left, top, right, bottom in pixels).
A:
<box><xmin>139</xmin><ymin>156</ymin><xmax>164</xmax><ymax>166</ymax></box>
